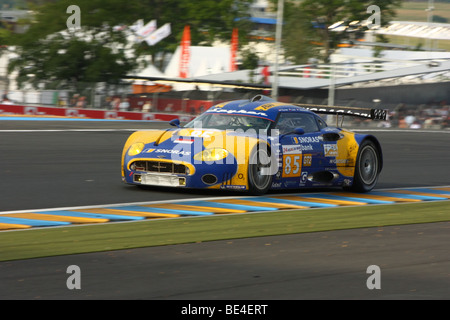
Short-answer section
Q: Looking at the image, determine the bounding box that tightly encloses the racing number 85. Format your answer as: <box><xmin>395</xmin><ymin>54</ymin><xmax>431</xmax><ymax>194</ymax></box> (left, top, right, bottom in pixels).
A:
<box><xmin>282</xmin><ymin>154</ymin><xmax>302</xmax><ymax>178</ymax></box>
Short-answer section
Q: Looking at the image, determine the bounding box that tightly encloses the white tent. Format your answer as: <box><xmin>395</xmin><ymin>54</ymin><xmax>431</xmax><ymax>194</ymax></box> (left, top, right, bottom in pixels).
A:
<box><xmin>133</xmin><ymin>60</ymin><xmax>167</xmax><ymax>78</ymax></box>
<box><xmin>165</xmin><ymin>45</ymin><xmax>232</xmax><ymax>78</ymax></box>
<box><xmin>161</xmin><ymin>45</ymin><xmax>233</xmax><ymax>90</ymax></box>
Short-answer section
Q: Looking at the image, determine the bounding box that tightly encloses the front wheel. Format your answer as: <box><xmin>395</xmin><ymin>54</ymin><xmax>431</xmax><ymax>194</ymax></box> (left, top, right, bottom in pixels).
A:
<box><xmin>248</xmin><ymin>145</ymin><xmax>273</xmax><ymax>195</ymax></box>
<box><xmin>347</xmin><ymin>140</ymin><xmax>381</xmax><ymax>193</ymax></box>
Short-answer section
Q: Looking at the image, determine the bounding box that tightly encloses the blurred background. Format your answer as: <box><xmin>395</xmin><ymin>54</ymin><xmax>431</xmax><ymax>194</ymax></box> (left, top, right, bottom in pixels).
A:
<box><xmin>0</xmin><ymin>0</ymin><xmax>448</xmax><ymax>129</ymax></box>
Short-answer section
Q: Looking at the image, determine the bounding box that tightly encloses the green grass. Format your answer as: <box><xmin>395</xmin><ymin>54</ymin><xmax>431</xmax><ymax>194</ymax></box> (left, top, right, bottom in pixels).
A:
<box><xmin>0</xmin><ymin>201</ymin><xmax>449</xmax><ymax>262</ymax></box>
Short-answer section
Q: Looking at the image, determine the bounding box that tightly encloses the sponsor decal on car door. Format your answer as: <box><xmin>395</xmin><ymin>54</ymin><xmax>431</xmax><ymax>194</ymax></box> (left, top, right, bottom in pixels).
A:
<box><xmin>280</xmin><ymin>132</ymin><xmax>324</xmax><ymax>179</ymax></box>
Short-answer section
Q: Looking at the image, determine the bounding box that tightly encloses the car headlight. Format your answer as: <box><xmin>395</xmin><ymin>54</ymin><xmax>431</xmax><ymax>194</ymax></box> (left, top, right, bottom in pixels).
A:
<box><xmin>194</xmin><ymin>148</ymin><xmax>229</xmax><ymax>162</ymax></box>
<box><xmin>128</xmin><ymin>142</ymin><xmax>145</xmax><ymax>156</ymax></box>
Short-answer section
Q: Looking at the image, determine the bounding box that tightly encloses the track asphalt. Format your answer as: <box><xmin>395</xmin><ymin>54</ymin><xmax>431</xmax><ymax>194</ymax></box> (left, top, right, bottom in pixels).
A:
<box><xmin>0</xmin><ymin>119</ymin><xmax>449</xmax><ymax>300</ymax></box>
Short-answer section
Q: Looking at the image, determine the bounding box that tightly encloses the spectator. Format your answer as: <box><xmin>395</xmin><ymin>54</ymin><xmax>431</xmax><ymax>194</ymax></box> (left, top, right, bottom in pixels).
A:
<box><xmin>437</xmin><ymin>104</ymin><xmax>448</xmax><ymax>118</ymax></box>
<box><xmin>119</xmin><ymin>98</ymin><xmax>130</xmax><ymax>111</ymax></box>
<box><xmin>112</xmin><ymin>97</ymin><xmax>121</xmax><ymax>111</ymax></box>
<box><xmin>398</xmin><ymin>117</ymin><xmax>408</xmax><ymax>128</ymax></box>
<box><xmin>58</xmin><ymin>97</ymin><xmax>66</xmax><ymax>107</ymax></box>
<box><xmin>164</xmin><ymin>103</ymin><xmax>173</xmax><ymax>112</ymax></box>
<box><xmin>261</xmin><ymin>65</ymin><xmax>270</xmax><ymax>84</ymax></box>
<box><xmin>76</xmin><ymin>96</ymin><xmax>87</xmax><ymax>108</ymax></box>
<box><xmin>142</xmin><ymin>101</ymin><xmax>152</xmax><ymax>113</ymax></box>
<box><xmin>423</xmin><ymin>117</ymin><xmax>435</xmax><ymax>129</ymax></box>
<box><xmin>103</xmin><ymin>96</ymin><xmax>112</xmax><ymax>109</ymax></box>
<box><xmin>410</xmin><ymin>120</ymin><xmax>422</xmax><ymax>129</ymax></box>
<box><xmin>70</xmin><ymin>94</ymin><xmax>79</xmax><ymax>107</ymax></box>
<box><xmin>404</xmin><ymin>112</ymin><xmax>416</xmax><ymax>127</ymax></box>
<box><xmin>442</xmin><ymin>115</ymin><xmax>449</xmax><ymax>129</ymax></box>
<box><xmin>1</xmin><ymin>91</ymin><xmax>13</xmax><ymax>104</ymax></box>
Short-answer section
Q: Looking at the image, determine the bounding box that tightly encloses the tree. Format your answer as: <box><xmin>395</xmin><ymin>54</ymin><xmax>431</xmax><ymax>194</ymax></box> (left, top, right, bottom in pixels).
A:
<box><xmin>9</xmin><ymin>0</ymin><xmax>145</xmax><ymax>90</ymax></box>
<box><xmin>8</xmin><ymin>0</ymin><xmax>254</xmax><ymax>90</ymax></box>
<box><xmin>9</xmin><ymin>33</ymin><xmax>136</xmax><ymax>89</ymax></box>
<box><xmin>277</xmin><ymin>0</ymin><xmax>317</xmax><ymax>65</ymax></box>
<box><xmin>240</xmin><ymin>47</ymin><xmax>259</xmax><ymax>70</ymax></box>
<box><xmin>278</xmin><ymin>0</ymin><xmax>402</xmax><ymax>63</ymax></box>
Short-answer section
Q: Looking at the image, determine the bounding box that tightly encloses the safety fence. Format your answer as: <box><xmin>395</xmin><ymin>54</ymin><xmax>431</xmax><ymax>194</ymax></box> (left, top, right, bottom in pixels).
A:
<box><xmin>0</xmin><ymin>103</ymin><xmax>196</xmax><ymax>122</ymax></box>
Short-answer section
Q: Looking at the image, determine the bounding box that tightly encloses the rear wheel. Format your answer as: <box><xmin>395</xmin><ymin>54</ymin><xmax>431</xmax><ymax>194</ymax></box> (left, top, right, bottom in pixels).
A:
<box><xmin>248</xmin><ymin>145</ymin><xmax>273</xmax><ymax>195</ymax></box>
<box><xmin>347</xmin><ymin>140</ymin><xmax>381</xmax><ymax>193</ymax></box>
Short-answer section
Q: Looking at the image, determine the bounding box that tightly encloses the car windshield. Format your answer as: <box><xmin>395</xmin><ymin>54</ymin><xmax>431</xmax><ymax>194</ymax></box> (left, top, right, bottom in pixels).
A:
<box><xmin>274</xmin><ymin>112</ymin><xmax>322</xmax><ymax>134</ymax></box>
<box><xmin>184</xmin><ymin>113</ymin><xmax>273</xmax><ymax>131</ymax></box>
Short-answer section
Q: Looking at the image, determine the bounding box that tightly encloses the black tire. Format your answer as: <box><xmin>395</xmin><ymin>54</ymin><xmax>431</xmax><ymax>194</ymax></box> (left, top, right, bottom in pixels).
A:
<box><xmin>347</xmin><ymin>140</ymin><xmax>381</xmax><ymax>193</ymax></box>
<box><xmin>248</xmin><ymin>145</ymin><xmax>273</xmax><ymax>195</ymax></box>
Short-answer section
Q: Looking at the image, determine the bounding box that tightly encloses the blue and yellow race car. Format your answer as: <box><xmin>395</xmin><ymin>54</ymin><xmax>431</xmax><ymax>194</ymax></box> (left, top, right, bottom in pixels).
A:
<box><xmin>122</xmin><ymin>95</ymin><xmax>386</xmax><ymax>195</ymax></box>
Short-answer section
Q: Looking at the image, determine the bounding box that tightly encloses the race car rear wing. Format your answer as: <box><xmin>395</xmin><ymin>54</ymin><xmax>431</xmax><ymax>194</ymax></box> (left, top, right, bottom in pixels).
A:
<box><xmin>294</xmin><ymin>103</ymin><xmax>388</xmax><ymax>121</ymax></box>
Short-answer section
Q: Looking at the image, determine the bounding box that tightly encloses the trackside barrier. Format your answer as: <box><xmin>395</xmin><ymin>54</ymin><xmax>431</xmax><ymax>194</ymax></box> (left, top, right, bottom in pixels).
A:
<box><xmin>0</xmin><ymin>104</ymin><xmax>196</xmax><ymax>122</ymax></box>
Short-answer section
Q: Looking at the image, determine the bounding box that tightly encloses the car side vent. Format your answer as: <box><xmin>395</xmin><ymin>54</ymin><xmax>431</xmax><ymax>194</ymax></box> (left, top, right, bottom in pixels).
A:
<box><xmin>308</xmin><ymin>171</ymin><xmax>338</xmax><ymax>183</ymax></box>
<box><xmin>322</xmin><ymin>132</ymin><xmax>342</xmax><ymax>141</ymax></box>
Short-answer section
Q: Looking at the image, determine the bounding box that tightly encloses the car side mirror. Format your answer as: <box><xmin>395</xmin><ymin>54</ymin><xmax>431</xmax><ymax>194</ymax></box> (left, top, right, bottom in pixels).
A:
<box><xmin>293</xmin><ymin>127</ymin><xmax>305</xmax><ymax>135</ymax></box>
<box><xmin>169</xmin><ymin>118</ymin><xmax>181</xmax><ymax>128</ymax></box>
<box><xmin>279</xmin><ymin>127</ymin><xmax>305</xmax><ymax>139</ymax></box>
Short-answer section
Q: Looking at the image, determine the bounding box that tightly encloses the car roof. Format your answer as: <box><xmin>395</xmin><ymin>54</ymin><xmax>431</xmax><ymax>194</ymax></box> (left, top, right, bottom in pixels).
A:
<box><xmin>205</xmin><ymin>95</ymin><xmax>314</xmax><ymax>122</ymax></box>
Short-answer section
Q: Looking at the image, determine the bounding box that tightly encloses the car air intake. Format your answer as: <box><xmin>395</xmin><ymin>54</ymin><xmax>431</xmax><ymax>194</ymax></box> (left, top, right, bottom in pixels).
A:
<box><xmin>202</xmin><ymin>174</ymin><xmax>218</xmax><ymax>185</ymax></box>
<box><xmin>130</xmin><ymin>161</ymin><xmax>187</xmax><ymax>174</ymax></box>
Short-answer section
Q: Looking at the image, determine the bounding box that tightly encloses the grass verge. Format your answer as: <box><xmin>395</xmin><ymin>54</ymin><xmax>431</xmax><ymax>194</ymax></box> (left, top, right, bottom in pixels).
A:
<box><xmin>0</xmin><ymin>201</ymin><xmax>449</xmax><ymax>262</ymax></box>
